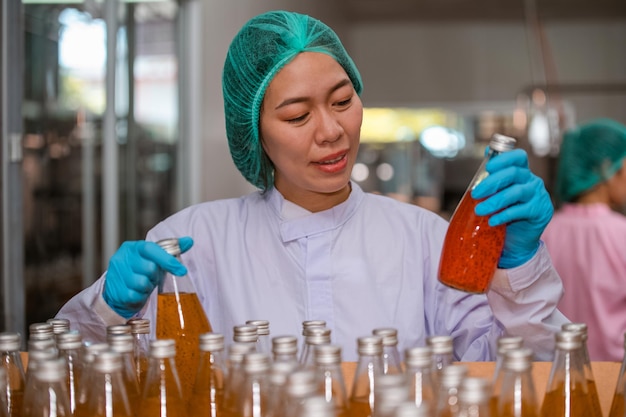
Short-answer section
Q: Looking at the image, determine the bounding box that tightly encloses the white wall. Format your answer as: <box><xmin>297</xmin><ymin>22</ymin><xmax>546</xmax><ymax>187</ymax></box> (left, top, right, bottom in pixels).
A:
<box><xmin>197</xmin><ymin>1</ymin><xmax>626</xmax><ymax>202</ymax></box>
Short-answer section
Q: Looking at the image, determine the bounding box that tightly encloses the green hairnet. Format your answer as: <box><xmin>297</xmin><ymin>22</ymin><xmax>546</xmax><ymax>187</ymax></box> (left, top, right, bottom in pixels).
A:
<box><xmin>222</xmin><ymin>10</ymin><xmax>363</xmax><ymax>190</ymax></box>
<box><xmin>556</xmin><ymin>118</ymin><xmax>626</xmax><ymax>202</ymax></box>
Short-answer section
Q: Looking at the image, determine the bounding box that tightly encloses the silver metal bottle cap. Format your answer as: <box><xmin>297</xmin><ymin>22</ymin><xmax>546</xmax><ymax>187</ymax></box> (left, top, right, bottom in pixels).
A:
<box><xmin>357</xmin><ymin>335</ymin><xmax>383</xmax><ymax>356</ymax></box>
<box><xmin>228</xmin><ymin>342</ymin><xmax>256</xmax><ymax>363</ymax></box>
<box><xmin>47</xmin><ymin>318</ymin><xmax>71</xmax><ymax>335</ymax></box>
<box><xmin>243</xmin><ymin>352</ymin><xmax>271</xmax><ymax>374</ymax></box>
<box><xmin>302</xmin><ymin>320</ymin><xmax>326</xmax><ymax>336</ymax></box>
<box><xmin>405</xmin><ymin>346</ymin><xmax>433</xmax><ymax>368</ymax></box>
<box><xmin>108</xmin><ymin>334</ymin><xmax>135</xmax><ymax>354</ymax></box>
<box><xmin>0</xmin><ymin>332</ymin><xmax>21</xmax><ymax>351</ymax></box>
<box><xmin>503</xmin><ymin>347</ymin><xmax>534</xmax><ymax>372</ymax></box>
<box><xmin>56</xmin><ymin>330</ymin><xmax>83</xmax><ymax>350</ymax></box>
<box><xmin>458</xmin><ymin>377</ymin><xmax>491</xmax><ymax>405</ymax></box>
<box><xmin>246</xmin><ymin>320</ymin><xmax>270</xmax><ymax>336</ymax></box>
<box><xmin>29</xmin><ymin>322</ymin><xmax>55</xmax><ymax>341</ymax></box>
<box><xmin>372</xmin><ymin>328</ymin><xmax>399</xmax><ymax>346</ymax></box>
<box><xmin>127</xmin><ymin>318</ymin><xmax>150</xmax><ymax>334</ymax></box>
<box><xmin>489</xmin><ymin>133</ymin><xmax>517</xmax><ymax>152</ymax></box>
<box><xmin>272</xmin><ymin>335</ymin><xmax>298</xmax><ymax>356</ymax></box>
<box><xmin>156</xmin><ymin>238</ymin><xmax>181</xmax><ymax>256</ymax></box>
<box><xmin>107</xmin><ymin>324</ymin><xmax>131</xmax><ymax>337</ymax></box>
<box><xmin>314</xmin><ymin>344</ymin><xmax>342</xmax><ymax>365</ymax></box>
<box><xmin>35</xmin><ymin>357</ymin><xmax>68</xmax><ymax>382</ymax></box>
<box><xmin>149</xmin><ymin>339</ymin><xmax>176</xmax><ymax>358</ymax></box>
<box><xmin>426</xmin><ymin>335</ymin><xmax>453</xmax><ymax>355</ymax></box>
<box><xmin>93</xmin><ymin>350</ymin><xmax>123</xmax><ymax>373</ymax></box>
<box><xmin>305</xmin><ymin>327</ymin><xmax>331</xmax><ymax>345</ymax></box>
<box><xmin>233</xmin><ymin>324</ymin><xmax>259</xmax><ymax>343</ymax></box>
<box><xmin>199</xmin><ymin>333</ymin><xmax>225</xmax><ymax>352</ymax></box>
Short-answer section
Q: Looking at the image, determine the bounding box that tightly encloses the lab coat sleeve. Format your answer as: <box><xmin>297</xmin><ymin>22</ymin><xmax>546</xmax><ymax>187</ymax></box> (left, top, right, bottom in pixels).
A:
<box><xmin>55</xmin><ymin>274</ymin><xmax>128</xmax><ymax>344</ymax></box>
<box><xmin>486</xmin><ymin>241</ymin><xmax>569</xmax><ymax>360</ymax></box>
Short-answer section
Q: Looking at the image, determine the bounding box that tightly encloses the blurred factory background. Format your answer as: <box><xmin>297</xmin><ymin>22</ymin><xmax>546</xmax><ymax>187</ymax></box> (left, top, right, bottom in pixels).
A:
<box><xmin>1</xmin><ymin>0</ymin><xmax>625</xmax><ymax>337</ymax></box>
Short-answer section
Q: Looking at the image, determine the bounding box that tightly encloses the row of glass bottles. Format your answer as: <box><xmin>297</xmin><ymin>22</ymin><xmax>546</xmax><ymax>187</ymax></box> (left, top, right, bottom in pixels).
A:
<box><xmin>5</xmin><ymin>318</ymin><xmax>626</xmax><ymax>417</ymax></box>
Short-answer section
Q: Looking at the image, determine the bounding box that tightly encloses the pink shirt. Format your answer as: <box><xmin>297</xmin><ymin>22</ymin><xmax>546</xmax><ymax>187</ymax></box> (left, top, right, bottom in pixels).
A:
<box><xmin>543</xmin><ymin>203</ymin><xmax>626</xmax><ymax>361</ymax></box>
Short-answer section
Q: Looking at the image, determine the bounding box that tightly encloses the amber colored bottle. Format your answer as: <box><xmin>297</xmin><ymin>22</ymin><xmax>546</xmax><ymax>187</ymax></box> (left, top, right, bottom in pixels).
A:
<box><xmin>438</xmin><ymin>133</ymin><xmax>516</xmax><ymax>293</ymax></box>
<box><xmin>22</xmin><ymin>358</ymin><xmax>72</xmax><ymax>417</ymax></box>
<box><xmin>155</xmin><ymin>238</ymin><xmax>213</xmax><ymax>405</ymax></box>
<box><xmin>540</xmin><ymin>331</ymin><xmax>598</xmax><ymax>417</ymax></box>
<box><xmin>0</xmin><ymin>332</ymin><xmax>26</xmax><ymax>417</ymax></box>
<box><xmin>137</xmin><ymin>339</ymin><xmax>186</xmax><ymax>417</ymax></box>
<box><xmin>435</xmin><ymin>364</ymin><xmax>468</xmax><ymax>417</ymax></box>
<box><xmin>108</xmin><ymin>334</ymin><xmax>141</xmax><ymax>415</ymax></box>
<box><xmin>608</xmin><ymin>332</ymin><xmax>626</xmax><ymax>417</ymax></box>
<box><xmin>0</xmin><ymin>368</ymin><xmax>8</xmax><ymax>417</ymax></box>
<box><xmin>490</xmin><ymin>336</ymin><xmax>524</xmax><ymax>416</ymax></box>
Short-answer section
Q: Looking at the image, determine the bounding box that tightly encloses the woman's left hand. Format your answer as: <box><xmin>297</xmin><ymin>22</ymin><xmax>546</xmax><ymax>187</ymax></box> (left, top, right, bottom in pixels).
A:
<box><xmin>471</xmin><ymin>148</ymin><xmax>554</xmax><ymax>269</ymax></box>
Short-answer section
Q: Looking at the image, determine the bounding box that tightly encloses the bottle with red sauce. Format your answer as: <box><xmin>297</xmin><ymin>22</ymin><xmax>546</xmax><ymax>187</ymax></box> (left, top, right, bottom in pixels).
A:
<box><xmin>438</xmin><ymin>133</ymin><xmax>516</xmax><ymax>293</ymax></box>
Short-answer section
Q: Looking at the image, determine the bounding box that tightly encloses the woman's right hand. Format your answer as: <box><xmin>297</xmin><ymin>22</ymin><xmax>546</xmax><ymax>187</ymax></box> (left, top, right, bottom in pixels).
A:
<box><xmin>103</xmin><ymin>237</ymin><xmax>193</xmax><ymax>318</ymax></box>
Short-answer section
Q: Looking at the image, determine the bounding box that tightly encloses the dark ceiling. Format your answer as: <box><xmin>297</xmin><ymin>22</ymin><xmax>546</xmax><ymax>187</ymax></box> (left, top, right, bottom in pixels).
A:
<box><xmin>338</xmin><ymin>0</ymin><xmax>626</xmax><ymax>22</ymax></box>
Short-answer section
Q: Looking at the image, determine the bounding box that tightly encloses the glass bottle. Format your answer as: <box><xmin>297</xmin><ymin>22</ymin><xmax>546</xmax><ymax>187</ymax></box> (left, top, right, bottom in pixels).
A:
<box><xmin>137</xmin><ymin>339</ymin><xmax>186</xmax><ymax>417</ymax></box>
<box><xmin>73</xmin><ymin>342</ymin><xmax>109</xmax><ymax>414</ymax></box>
<box><xmin>74</xmin><ymin>351</ymin><xmax>134</xmax><ymax>417</ymax></box>
<box><xmin>392</xmin><ymin>401</ymin><xmax>433</xmax><ymax>417</ymax></box>
<box><xmin>127</xmin><ymin>317</ymin><xmax>150</xmax><ymax>387</ymax></box>
<box><xmin>22</xmin><ymin>358</ymin><xmax>72</xmax><ymax>417</ymax></box>
<box><xmin>300</xmin><ymin>321</ymin><xmax>327</xmax><ymax>363</ymax></box>
<box><xmin>155</xmin><ymin>237</ymin><xmax>213</xmax><ymax>403</ymax></box>
<box><xmin>438</xmin><ymin>133</ymin><xmax>517</xmax><ymax>293</ymax></box>
<box><xmin>404</xmin><ymin>346</ymin><xmax>436</xmax><ymax>412</ymax></box>
<box><xmin>46</xmin><ymin>318</ymin><xmax>70</xmax><ymax>340</ymax></box>
<box><xmin>490</xmin><ymin>336</ymin><xmax>524</xmax><ymax>415</ymax></box>
<box><xmin>435</xmin><ymin>364</ymin><xmax>468</xmax><ymax>417</ymax></box>
<box><xmin>539</xmin><ymin>330</ymin><xmax>597</xmax><ymax>417</ymax></box>
<box><xmin>55</xmin><ymin>330</ymin><xmax>83</xmax><ymax>414</ymax></box>
<box><xmin>108</xmin><ymin>334</ymin><xmax>141</xmax><ymax>414</ymax></box>
<box><xmin>188</xmin><ymin>333</ymin><xmax>227</xmax><ymax>417</ymax></box>
<box><xmin>246</xmin><ymin>320</ymin><xmax>271</xmax><ymax>355</ymax></box>
<box><xmin>313</xmin><ymin>344</ymin><xmax>349</xmax><ymax>417</ymax></box>
<box><xmin>609</xmin><ymin>331</ymin><xmax>626</xmax><ymax>417</ymax></box>
<box><xmin>267</xmin><ymin>361</ymin><xmax>300</xmax><ymax>417</ymax></box>
<box><xmin>223</xmin><ymin>342</ymin><xmax>257</xmax><ymax>417</ymax></box>
<box><xmin>283</xmin><ymin>369</ymin><xmax>321</xmax><ymax>417</ymax></box>
<box><xmin>235</xmin><ymin>352</ymin><xmax>272</xmax><ymax>417</ymax></box>
<box><xmin>0</xmin><ymin>368</ymin><xmax>8</xmax><ymax>417</ymax></box>
<box><xmin>373</xmin><ymin>374</ymin><xmax>410</xmax><ymax>417</ymax></box>
<box><xmin>233</xmin><ymin>325</ymin><xmax>259</xmax><ymax>352</ymax></box>
<box><xmin>561</xmin><ymin>322</ymin><xmax>602</xmax><ymax>417</ymax></box>
<box><xmin>426</xmin><ymin>335</ymin><xmax>454</xmax><ymax>388</ymax></box>
<box><xmin>372</xmin><ymin>328</ymin><xmax>403</xmax><ymax>375</ymax></box>
<box><xmin>495</xmin><ymin>347</ymin><xmax>538</xmax><ymax>417</ymax></box>
<box><xmin>301</xmin><ymin>327</ymin><xmax>332</xmax><ymax>370</ymax></box>
<box><xmin>349</xmin><ymin>335</ymin><xmax>384</xmax><ymax>417</ymax></box>
<box><xmin>0</xmin><ymin>333</ymin><xmax>26</xmax><ymax>417</ymax></box>
<box><xmin>456</xmin><ymin>377</ymin><xmax>491</xmax><ymax>417</ymax></box>
<box><xmin>272</xmin><ymin>335</ymin><xmax>299</xmax><ymax>364</ymax></box>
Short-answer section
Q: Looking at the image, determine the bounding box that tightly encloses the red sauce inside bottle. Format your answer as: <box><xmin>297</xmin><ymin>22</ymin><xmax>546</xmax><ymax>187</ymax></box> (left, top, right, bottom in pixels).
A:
<box><xmin>438</xmin><ymin>193</ymin><xmax>505</xmax><ymax>293</ymax></box>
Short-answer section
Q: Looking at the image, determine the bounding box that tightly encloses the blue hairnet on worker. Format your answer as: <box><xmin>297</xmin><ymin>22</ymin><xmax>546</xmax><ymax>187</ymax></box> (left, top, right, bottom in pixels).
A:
<box><xmin>57</xmin><ymin>10</ymin><xmax>567</xmax><ymax>363</ymax></box>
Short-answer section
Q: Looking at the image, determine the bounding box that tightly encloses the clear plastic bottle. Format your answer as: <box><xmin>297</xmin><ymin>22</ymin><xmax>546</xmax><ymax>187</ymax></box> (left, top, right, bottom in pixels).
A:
<box><xmin>188</xmin><ymin>333</ymin><xmax>227</xmax><ymax>417</ymax></box>
<box><xmin>313</xmin><ymin>344</ymin><xmax>349</xmax><ymax>417</ymax></box>
<box><xmin>435</xmin><ymin>364</ymin><xmax>468</xmax><ymax>417</ymax></box>
<box><xmin>404</xmin><ymin>346</ymin><xmax>436</xmax><ymax>412</ymax></box>
<box><xmin>22</xmin><ymin>358</ymin><xmax>72</xmax><ymax>417</ymax></box>
<box><xmin>137</xmin><ymin>339</ymin><xmax>185</xmax><ymax>417</ymax></box>
<box><xmin>0</xmin><ymin>332</ymin><xmax>26</xmax><ymax>417</ymax></box>
<box><xmin>372</xmin><ymin>328</ymin><xmax>403</xmax><ymax>375</ymax></box>
<box><xmin>609</xmin><ymin>331</ymin><xmax>626</xmax><ymax>417</ymax></box>
<box><xmin>272</xmin><ymin>335</ymin><xmax>299</xmax><ymax>364</ymax></box>
<box><xmin>301</xmin><ymin>327</ymin><xmax>332</xmax><ymax>369</ymax></box>
<box><xmin>561</xmin><ymin>322</ymin><xmax>602</xmax><ymax>417</ymax></box>
<box><xmin>490</xmin><ymin>335</ymin><xmax>524</xmax><ymax>415</ymax></box>
<box><xmin>55</xmin><ymin>330</ymin><xmax>83</xmax><ymax>414</ymax></box>
<box><xmin>540</xmin><ymin>330</ymin><xmax>597</xmax><ymax>417</ymax></box>
<box><xmin>349</xmin><ymin>335</ymin><xmax>384</xmax><ymax>417</ymax></box>
<box><xmin>155</xmin><ymin>238</ymin><xmax>212</xmax><ymax>404</ymax></box>
<box><xmin>456</xmin><ymin>377</ymin><xmax>491</xmax><ymax>417</ymax></box>
<box><xmin>495</xmin><ymin>347</ymin><xmax>538</xmax><ymax>417</ymax></box>
<box><xmin>246</xmin><ymin>320</ymin><xmax>271</xmax><ymax>355</ymax></box>
<box><xmin>438</xmin><ymin>133</ymin><xmax>517</xmax><ymax>293</ymax></box>
<box><xmin>126</xmin><ymin>317</ymin><xmax>150</xmax><ymax>387</ymax></box>
<box><xmin>108</xmin><ymin>334</ymin><xmax>141</xmax><ymax>414</ymax></box>
<box><xmin>74</xmin><ymin>351</ymin><xmax>134</xmax><ymax>417</ymax></box>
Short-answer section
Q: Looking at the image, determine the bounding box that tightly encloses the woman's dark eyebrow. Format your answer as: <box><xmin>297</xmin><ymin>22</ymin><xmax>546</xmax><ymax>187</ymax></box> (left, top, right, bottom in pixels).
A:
<box><xmin>274</xmin><ymin>78</ymin><xmax>352</xmax><ymax>110</ymax></box>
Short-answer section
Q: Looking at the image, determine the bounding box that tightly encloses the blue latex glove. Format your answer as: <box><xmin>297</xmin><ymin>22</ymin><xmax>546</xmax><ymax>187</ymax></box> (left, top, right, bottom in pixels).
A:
<box><xmin>471</xmin><ymin>149</ymin><xmax>553</xmax><ymax>269</ymax></box>
<box><xmin>103</xmin><ymin>237</ymin><xmax>194</xmax><ymax>318</ymax></box>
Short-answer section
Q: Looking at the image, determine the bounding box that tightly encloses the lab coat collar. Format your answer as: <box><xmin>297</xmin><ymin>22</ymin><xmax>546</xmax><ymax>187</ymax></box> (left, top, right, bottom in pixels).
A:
<box><xmin>267</xmin><ymin>181</ymin><xmax>364</xmax><ymax>242</ymax></box>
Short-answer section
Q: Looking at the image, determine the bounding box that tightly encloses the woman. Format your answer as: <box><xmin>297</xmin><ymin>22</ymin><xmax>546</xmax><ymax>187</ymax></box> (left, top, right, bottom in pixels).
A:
<box><xmin>57</xmin><ymin>10</ymin><xmax>566</xmax><ymax>361</ymax></box>
<box><xmin>542</xmin><ymin>118</ymin><xmax>626</xmax><ymax>361</ymax></box>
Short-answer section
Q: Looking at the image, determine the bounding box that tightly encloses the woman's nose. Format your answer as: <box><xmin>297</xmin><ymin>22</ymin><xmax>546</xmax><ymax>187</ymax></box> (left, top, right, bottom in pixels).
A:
<box><xmin>315</xmin><ymin>109</ymin><xmax>343</xmax><ymax>144</ymax></box>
